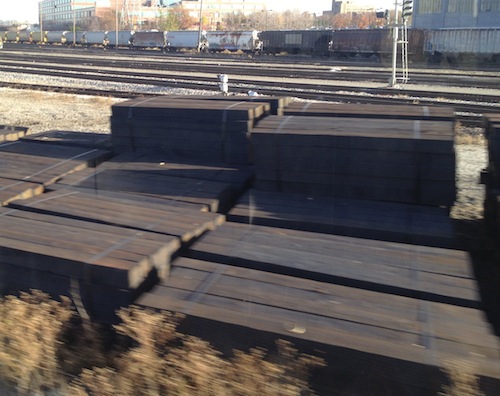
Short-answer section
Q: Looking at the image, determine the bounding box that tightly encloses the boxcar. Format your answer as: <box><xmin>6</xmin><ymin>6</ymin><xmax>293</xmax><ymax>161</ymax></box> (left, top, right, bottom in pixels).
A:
<box><xmin>205</xmin><ymin>30</ymin><xmax>262</xmax><ymax>53</ymax></box>
<box><xmin>260</xmin><ymin>30</ymin><xmax>333</xmax><ymax>55</ymax></box>
<box><xmin>132</xmin><ymin>31</ymin><xmax>166</xmax><ymax>49</ymax></box>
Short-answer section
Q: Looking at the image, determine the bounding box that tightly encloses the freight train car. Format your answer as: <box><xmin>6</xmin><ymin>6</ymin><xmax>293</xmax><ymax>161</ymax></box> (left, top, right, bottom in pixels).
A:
<box><xmin>329</xmin><ymin>28</ymin><xmax>425</xmax><ymax>61</ymax></box>
<box><xmin>424</xmin><ymin>28</ymin><xmax>500</xmax><ymax>64</ymax></box>
<box><xmin>83</xmin><ymin>31</ymin><xmax>107</xmax><ymax>46</ymax></box>
<box><xmin>205</xmin><ymin>30</ymin><xmax>262</xmax><ymax>53</ymax></box>
<box><xmin>47</xmin><ymin>31</ymin><xmax>66</xmax><ymax>44</ymax></box>
<box><xmin>63</xmin><ymin>31</ymin><xmax>85</xmax><ymax>45</ymax></box>
<box><xmin>4</xmin><ymin>31</ymin><xmax>18</xmax><ymax>42</ymax></box>
<box><xmin>30</xmin><ymin>31</ymin><xmax>45</xmax><ymax>44</ymax></box>
<box><xmin>17</xmin><ymin>30</ymin><xmax>31</xmax><ymax>43</ymax></box>
<box><xmin>131</xmin><ymin>31</ymin><xmax>166</xmax><ymax>50</ymax></box>
<box><xmin>106</xmin><ymin>31</ymin><xmax>134</xmax><ymax>48</ymax></box>
<box><xmin>259</xmin><ymin>29</ymin><xmax>333</xmax><ymax>55</ymax></box>
<box><xmin>165</xmin><ymin>30</ymin><xmax>206</xmax><ymax>51</ymax></box>
<box><xmin>330</xmin><ymin>29</ymin><xmax>392</xmax><ymax>60</ymax></box>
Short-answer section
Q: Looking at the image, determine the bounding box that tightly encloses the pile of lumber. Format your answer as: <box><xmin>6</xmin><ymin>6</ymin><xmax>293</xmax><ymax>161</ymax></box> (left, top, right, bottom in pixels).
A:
<box><xmin>110</xmin><ymin>96</ymin><xmax>272</xmax><ymax>164</ymax></box>
<box><xmin>0</xmin><ymin>125</ymin><xmax>29</xmax><ymax>143</ymax></box>
<box><xmin>482</xmin><ymin>113</ymin><xmax>500</xmax><ymax>235</ymax></box>
<box><xmin>283</xmin><ymin>102</ymin><xmax>455</xmax><ymax>122</ymax></box>
<box><xmin>0</xmin><ymin>139</ymin><xmax>111</xmax><ymax>206</ymax></box>
<box><xmin>251</xmin><ymin>113</ymin><xmax>456</xmax><ymax>207</ymax></box>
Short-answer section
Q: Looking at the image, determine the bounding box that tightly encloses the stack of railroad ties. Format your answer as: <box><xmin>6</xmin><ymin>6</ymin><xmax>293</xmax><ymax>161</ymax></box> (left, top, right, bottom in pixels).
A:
<box><xmin>6</xmin><ymin>96</ymin><xmax>500</xmax><ymax>394</ymax></box>
<box><xmin>482</xmin><ymin>114</ymin><xmax>500</xmax><ymax>237</ymax></box>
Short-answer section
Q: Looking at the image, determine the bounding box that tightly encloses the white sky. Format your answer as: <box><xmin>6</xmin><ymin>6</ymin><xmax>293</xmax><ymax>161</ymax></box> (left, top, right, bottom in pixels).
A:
<box><xmin>0</xmin><ymin>0</ymin><xmax>396</xmax><ymax>24</ymax></box>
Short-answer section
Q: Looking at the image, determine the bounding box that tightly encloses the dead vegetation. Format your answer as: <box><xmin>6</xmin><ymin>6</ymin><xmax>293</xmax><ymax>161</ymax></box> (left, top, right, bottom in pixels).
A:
<box><xmin>0</xmin><ymin>291</ymin><xmax>325</xmax><ymax>395</ymax></box>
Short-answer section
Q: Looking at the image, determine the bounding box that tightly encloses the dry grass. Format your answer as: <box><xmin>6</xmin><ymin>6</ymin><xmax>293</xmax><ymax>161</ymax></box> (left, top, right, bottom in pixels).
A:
<box><xmin>0</xmin><ymin>293</ymin><xmax>325</xmax><ymax>395</ymax></box>
<box><xmin>0</xmin><ymin>290</ymin><xmax>72</xmax><ymax>395</ymax></box>
<box><xmin>439</xmin><ymin>359</ymin><xmax>486</xmax><ymax>396</ymax></box>
<box><xmin>454</xmin><ymin>124</ymin><xmax>486</xmax><ymax>146</ymax></box>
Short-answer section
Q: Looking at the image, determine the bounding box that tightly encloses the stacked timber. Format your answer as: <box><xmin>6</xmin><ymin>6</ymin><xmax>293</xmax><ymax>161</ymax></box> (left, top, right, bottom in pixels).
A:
<box><xmin>53</xmin><ymin>151</ymin><xmax>254</xmax><ymax>213</ymax></box>
<box><xmin>0</xmin><ymin>207</ymin><xmax>181</xmax><ymax>322</ymax></box>
<box><xmin>110</xmin><ymin>97</ymin><xmax>271</xmax><ymax>164</ymax></box>
<box><xmin>169</xmin><ymin>95</ymin><xmax>294</xmax><ymax>115</ymax></box>
<box><xmin>20</xmin><ymin>130</ymin><xmax>112</xmax><ymax>150</ymax></box>
<box><xmin>251</xmin><ymin>115</ymin><xmax>456</xmax><ymax>207</ymax></box>
<box><xmin>482</xmin><ymin>113</ymin><xmax>500</xmax><ymax>234</ymax></box>
<box><xmin>0</xmin><ymin>125</ymin><xmax>29</xmax><ymax>142</ymax></box>
<box><xmin>0</xmin><ymin>139</ymin><xmax>111</xmax><ymax>206</ymax></box>
<box><xmin>227</xmin><ymin>189</ymin><xmax>457</xmax><ymax>248</ymax></box>
<box><xmin>283</xmin><ymin>102</ymin><xmax>455</xmax><ymax>122</ymax></box>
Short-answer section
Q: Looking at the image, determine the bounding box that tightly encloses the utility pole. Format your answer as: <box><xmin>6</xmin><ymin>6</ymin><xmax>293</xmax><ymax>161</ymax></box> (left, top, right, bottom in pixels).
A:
<box><xmin>115</xmin><ymin>0</ymin><xmax>119</xmax><ymax>51</ymax></box>
<box><xmin>198</xmin><ymin>0</ymin><xmax>204</xmax><ymax>52</ymax></box>
<box><xmin>389</xmin><ymin>1</ymin><xmax>399</xmax><ymax>87</ymax></box>
<box><xmin>40</xmin><ymin>1</ymin><xmax>43</xmax><ymax>44</ymax></box>
<box><xmin>73</xmin><ymin>0</ymin><xmax>76</xmax><ymax>46</ymax></box>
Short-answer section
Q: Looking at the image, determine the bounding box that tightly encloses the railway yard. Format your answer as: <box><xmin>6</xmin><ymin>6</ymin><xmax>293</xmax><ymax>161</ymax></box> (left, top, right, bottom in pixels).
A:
<box><xmin>1</xmin><ymin>45</ymin><xmax>500</xmax><ymax>395</ymax></box>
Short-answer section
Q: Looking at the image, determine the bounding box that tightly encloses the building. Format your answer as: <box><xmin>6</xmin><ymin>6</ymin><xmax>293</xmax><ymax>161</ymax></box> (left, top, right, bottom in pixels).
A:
<box><xmin>38</xmin><ymin>0</ymin><xmax>266</xmax><ymax>30</ymax></box>
<box><xmin>412</xmin><ymin>0</ymin><xmax>500</xmax><ymax>28</ymax></box>
<box><xmin>331</xmin><ymin>0</ymin><xmax>376</xmax><ymax>15</ymax></box>
<box><xmin>173</xmin><ymin>0</ymin><xmax>267</xmax><ymax>29</ymax></box>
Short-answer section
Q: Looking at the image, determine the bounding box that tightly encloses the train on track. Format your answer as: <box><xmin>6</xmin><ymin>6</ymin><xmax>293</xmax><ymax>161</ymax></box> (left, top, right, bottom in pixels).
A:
<box><xmin>2</xmin><ymin>27</ymin><xmax>500</xmax><ymax>64</ymax></box>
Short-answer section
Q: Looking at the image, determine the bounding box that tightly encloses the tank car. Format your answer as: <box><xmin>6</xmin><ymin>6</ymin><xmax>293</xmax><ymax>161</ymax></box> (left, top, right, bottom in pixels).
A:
<box><xmin>259</xmin><ymin>30</ymin><xmax>333</xmax><ymax>55</ymax></box>
<box><xmin>424</xmin><ymin>28</ymin><xmax>500</xmax><ymax>64</ymax></box>
<box><xmin>131</xmin><ymin>31</ymin><xmax>166</xmax><ymax>50</ymax></box>
<box><xmin>205</xmin><ymin>30</ymin><xmax>262</xmax><ymax>53</ymax></box>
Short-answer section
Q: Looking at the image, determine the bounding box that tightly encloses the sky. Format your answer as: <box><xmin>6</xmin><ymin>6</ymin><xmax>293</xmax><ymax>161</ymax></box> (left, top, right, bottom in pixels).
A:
<box><xmin>0</xmin><ymin>0</ymin><xmax>396</xmax><ymax>24</ymax></box>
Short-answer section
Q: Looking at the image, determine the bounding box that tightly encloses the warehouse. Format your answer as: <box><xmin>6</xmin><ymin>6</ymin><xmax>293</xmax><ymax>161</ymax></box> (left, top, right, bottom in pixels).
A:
<box><xmin>412</xmin><ymin>0</ymin><xmax>500</xmax><ymax>28</ymax></box>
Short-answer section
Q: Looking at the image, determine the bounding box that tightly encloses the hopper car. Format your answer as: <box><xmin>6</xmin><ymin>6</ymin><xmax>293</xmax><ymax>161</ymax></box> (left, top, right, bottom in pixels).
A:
<box><xmin>3</xmin><ymin>28</ymin><xmax>500</xmax><ymax>64</ymax></box>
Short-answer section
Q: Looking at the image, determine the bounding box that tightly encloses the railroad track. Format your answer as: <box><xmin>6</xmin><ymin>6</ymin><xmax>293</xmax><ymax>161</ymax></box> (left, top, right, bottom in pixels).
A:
<box><xmin>1</xmin><ymin>46</ymin><xmax>499</xmax><ymax>126</ymax></box>
<box><xmin>2</xmin><ymin>46</ymin><xmax>500</xmax><ymax>88</ymax></box>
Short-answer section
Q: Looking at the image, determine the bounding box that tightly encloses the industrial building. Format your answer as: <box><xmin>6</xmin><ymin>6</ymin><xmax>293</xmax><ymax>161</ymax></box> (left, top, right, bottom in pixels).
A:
<box><xmin>330</xmin><ymin>0</ymin><xmax>376</xmax><ymax>15</ymax></box>
<box><xmin>412</xmin><ymin>0</ymin><xmax>500</xmax><ymax>28</ymax></box>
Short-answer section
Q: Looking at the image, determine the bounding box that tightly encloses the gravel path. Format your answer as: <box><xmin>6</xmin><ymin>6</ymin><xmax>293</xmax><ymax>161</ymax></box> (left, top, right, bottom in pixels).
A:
<box><xmin>0</xmin><ymin>86</ymin><xmax>487</xmax><ymax>223</ymax></box>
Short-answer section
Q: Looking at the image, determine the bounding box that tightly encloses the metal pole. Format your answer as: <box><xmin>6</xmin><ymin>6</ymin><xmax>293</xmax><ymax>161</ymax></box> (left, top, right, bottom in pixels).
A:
<box><xmin>73</xmin><ymin>0</ymin><xmax>76</xmax><ymax>46</ymax></box>
<box><xmin>40</xmin><ymin>0</ymin><xmax>43</xmax><ymax>44</ymax></box>
<box><xmin>390</xmin><ymin>0</ymin><xmax>399</xmax><ymax>87</ymax></box>
<box><xmin>198</xmin><ymin>0</ymin><xmax>204</xmax><ymax>52</ymax></box>
<box><xmin>116</xmin><ymin>0</ymin><xmax>119</xmax><ymax>51</ymax></box>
